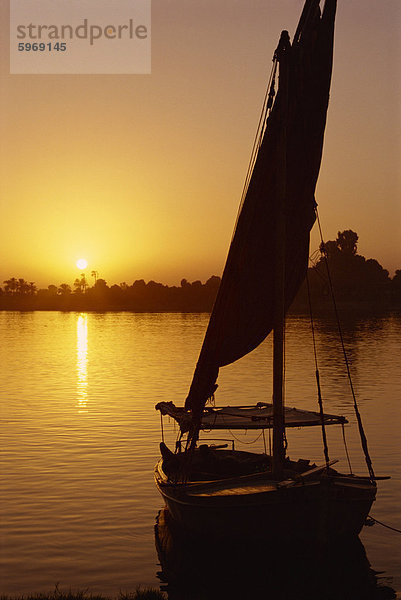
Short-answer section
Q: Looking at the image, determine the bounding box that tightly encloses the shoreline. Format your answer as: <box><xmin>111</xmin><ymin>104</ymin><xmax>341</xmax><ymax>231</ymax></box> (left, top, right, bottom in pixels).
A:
<box><xmin>0</xmin><ymin>590</ymin><xmax>165</xmax><ymax>600</ymax></box>
<box><xmin>1</xmin><ymin>300</ymin><xmax>400</xmax><ymax>314</ymax></box>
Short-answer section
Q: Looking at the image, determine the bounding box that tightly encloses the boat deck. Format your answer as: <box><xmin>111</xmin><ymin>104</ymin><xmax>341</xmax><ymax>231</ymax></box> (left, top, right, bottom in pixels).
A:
<box><xmin>187</xmin><ymin>480</ymin><xmax>288</xmax><ymax>497</ymax></box>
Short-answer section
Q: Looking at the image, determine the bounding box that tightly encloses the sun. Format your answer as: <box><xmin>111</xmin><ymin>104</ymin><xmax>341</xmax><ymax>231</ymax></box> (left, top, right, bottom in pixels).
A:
<box><xmin>76</xmin><ymin>258</ymin><xmax>88</xmax><ymax>270</ymax></box>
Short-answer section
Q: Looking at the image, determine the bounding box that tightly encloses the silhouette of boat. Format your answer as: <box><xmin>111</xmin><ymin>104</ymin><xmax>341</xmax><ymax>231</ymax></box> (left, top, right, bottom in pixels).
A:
<box><xmin>155</xmin><ymin>0</ymin><xmax>379</xmax><ymax>543</ymax></box>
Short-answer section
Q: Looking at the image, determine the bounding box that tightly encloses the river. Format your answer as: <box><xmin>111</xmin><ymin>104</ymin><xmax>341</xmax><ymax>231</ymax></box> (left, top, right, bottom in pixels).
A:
<box><xmin>1</xmin><ymin>311</ymin><xmax>400</xmax><ymax>597</ymax></box>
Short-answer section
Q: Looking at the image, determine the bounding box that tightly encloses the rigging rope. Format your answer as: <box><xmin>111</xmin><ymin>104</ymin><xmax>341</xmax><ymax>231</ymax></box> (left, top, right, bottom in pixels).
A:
<box><xmin>306</xmin><ymin>271</ymin><xmax>330</xmax><ymax>469</ymax></box>
<box><xmin>283</xmin><ymin>309</ymin><xmax>287</xmax><ymax>452</ymax></box>
<box><xmin>262</xmin><ymin>428</ymin><xmax>267</xmax><ymax>454</ymax></box>
<box><xmin>175</xmin><ymin>430</ymin><xmax>183</xmax><ymax>453</ymax></box>
<box><xmin>367</xmin><ymin>515</ymin><xmax>401</xmax><ymax>534</ymax></box>
<box><xmin>315</xmin><ymin>207</ymin><xmax>376</xmax><ymax>481</ymax></box>
<box><xmin>228</xmin><ymin>428</ymin><xmax>264</xmax><ymax>445</ymax></box>
<box><xmin>231</xmin><ymin>54</ymin><xmax>279</xmax><ymax>240</ymax></box>
<box><xmin>160</xmin><ymin>412</ymin><xmax>165</xmax><ymax>443</ymax></box>
<box><xmin>341</xmin><ymin>422</ymin><xmax>353</xmax><ymax>474</ymax></box>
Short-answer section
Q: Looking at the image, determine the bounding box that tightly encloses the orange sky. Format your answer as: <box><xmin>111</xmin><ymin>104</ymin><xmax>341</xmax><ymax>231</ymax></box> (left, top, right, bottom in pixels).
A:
<box><xmin>1</xmin><ymin>0</ymin><xmax>400</xmax><ymax>288</ymax></box>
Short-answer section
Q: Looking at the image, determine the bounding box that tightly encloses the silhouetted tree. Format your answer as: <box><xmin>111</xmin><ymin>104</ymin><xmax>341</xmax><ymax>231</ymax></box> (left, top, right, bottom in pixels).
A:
<box><xmin>94</xmin><ymin>278</ymin><xmax>108</xmax><ymax>290</ymax></box>
<box><xmin>391</xmin><ymin>270</ymin><xmax>401</xmax><ymax>300</ymax></box>
<box><xmin>91</xmin><ymin>278</ymin><xmax>108</xmax><ymax>300</ymax></box>
<box><xmin>28</xmin><ymin>282</ymin><xmax>37</xmax><ymax>295</ymax></box>
<box><xmin>336</xmin><ymin>230</ymin><xmax>358</xmax><ymax>255</ymax></box>
<box><xmin>392</xmin><ymin>269</ymin><xmax>401</xmax><ymax>286</ymax></box>
<box><xmin>17</xmin><ymin>278</ymin><xmax>30</xmax><ymax>295</ymax></box>
<box><xmin>319</xmin><ymin>239</ymin><xmax>339</xmax><ymax>259</ymax></box>
<box><xmin>74</xmin><ymin>274</ymin><xmax>87</xmax><ymax>294</ymax></box>
<box><xmin>109</xmin><ymin>284</ymin><xmax>123</xmax><ymax>306</ymax></box>
<box><xmin>3</xmin><ymin>277</ymin><xmax>18</xmax><ymax>294</ymax></box>
<box><xmin>58</xmin><ymin>283</ymin><xmax>72</xmax><ymax>295</ymax></box>
<box><xmin>47</xmin><ymin>285</ymin><xmax>58</xmax><ymax>296</ymax></box>
<box><xmin>313</xmin><ymin>230</ymin><xmax>390</xmax><ymax>302</ymax></box>
<box><xmin>205</xmin><ymin>276</ymin><xmax>221</xmax><ymax>289</ymax></box>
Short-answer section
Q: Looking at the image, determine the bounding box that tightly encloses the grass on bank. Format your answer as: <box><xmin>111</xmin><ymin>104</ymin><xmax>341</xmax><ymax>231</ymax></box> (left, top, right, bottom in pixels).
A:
<box><xmin>0</xmin><ymin>587</ymin><xmax>165</xmax><ymax>600</ymax></box>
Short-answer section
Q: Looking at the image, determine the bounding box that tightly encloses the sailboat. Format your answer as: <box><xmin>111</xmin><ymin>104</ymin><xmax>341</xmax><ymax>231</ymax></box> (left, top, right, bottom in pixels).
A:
<box><xmin>155</xmin><ymin>0</ymin><xmax>378</xmax><ymax>542</ymax></box>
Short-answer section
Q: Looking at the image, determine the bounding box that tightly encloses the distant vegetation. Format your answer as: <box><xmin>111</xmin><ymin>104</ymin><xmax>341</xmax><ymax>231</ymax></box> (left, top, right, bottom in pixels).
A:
<box><xmin>0</xmin><ymin>274</ymin><xmax>221</xmax><ymax>312</ymax></box>
<box><xmin>1</xmin><ymin>231</ymin><xmax>400</xmax><ymax>312</ymax></box>
<box><xmin>295</xmin><ymin>229</ymin><xmax>400</xmax><ymax>310</ymax></box>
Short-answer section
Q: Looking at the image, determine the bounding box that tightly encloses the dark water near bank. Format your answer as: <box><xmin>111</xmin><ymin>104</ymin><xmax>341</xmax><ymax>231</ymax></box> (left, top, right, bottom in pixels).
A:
<box><xmin>1</xmin><ymin>311</ymin><xmax>400</xmax><ymax>597</ymax></box>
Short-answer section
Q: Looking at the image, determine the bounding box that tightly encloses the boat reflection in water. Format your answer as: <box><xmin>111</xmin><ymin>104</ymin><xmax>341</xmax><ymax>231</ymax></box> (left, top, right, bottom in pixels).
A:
<box><xmin>154</xmin><ymin>508</ymin><xmax>395</xmax><ymax>600</ymax></box>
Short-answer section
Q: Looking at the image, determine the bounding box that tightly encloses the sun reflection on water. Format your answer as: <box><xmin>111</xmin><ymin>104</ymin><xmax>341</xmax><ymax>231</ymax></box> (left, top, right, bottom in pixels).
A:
<box><xmin>76</xmin><ymin>313</ymin><xmax>88</xmax><ymax>411</ymax></box>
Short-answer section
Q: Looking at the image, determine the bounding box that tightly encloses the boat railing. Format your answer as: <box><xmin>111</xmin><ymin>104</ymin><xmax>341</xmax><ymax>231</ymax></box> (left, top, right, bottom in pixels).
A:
<box><xmin>175</xmin><ymin>438</ymin><xmax>235</xmax><ymax>453</ymax></box>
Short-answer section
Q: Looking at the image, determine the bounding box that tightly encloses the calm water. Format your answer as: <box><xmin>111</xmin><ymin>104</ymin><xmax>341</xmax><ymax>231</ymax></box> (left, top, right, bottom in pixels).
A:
<box><xmin>1</xmin><ymin>311</ymin><xmax>400</xmax><ymax>597</ymax></box>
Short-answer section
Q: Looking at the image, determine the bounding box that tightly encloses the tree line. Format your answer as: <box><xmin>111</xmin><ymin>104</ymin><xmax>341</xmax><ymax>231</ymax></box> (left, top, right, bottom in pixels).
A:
<box><xmin>0</xmin><ymin>274</ymin><xmax>222</xmax><ymax>312</ymax></box>
<box><xmin>1</xmin><ymin>231</ymin><xmax>400</xmax><ymax>312</ymax></box>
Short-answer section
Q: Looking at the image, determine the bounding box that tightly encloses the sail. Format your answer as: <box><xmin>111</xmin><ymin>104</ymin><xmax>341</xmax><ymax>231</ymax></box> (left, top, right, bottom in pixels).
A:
<box><xmin>186</xmin><ymin>0</ymin><xmax>337</xmax><ymax>416</ymax></box>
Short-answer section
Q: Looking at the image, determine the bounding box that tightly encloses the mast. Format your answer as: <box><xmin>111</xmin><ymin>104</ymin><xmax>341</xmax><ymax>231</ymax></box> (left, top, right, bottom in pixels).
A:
<box><xmin>272</xmin><ymin>31</ymin><xmax>290</xmax><ymax>480</ymax></box>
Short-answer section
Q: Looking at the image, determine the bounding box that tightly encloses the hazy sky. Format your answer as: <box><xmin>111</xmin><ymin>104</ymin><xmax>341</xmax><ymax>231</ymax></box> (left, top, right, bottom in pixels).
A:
<box><xmin>1</xmin><ymin>0</ymin><xmax>400</xmax><ymax>288</ymax></box>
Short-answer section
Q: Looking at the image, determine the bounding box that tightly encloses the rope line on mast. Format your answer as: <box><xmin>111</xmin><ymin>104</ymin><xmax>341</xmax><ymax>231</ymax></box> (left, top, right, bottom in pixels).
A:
<box><xmin>315</xmin><ymin>207</ymin><xmax>376</xmax><ymax>481</ymax></box>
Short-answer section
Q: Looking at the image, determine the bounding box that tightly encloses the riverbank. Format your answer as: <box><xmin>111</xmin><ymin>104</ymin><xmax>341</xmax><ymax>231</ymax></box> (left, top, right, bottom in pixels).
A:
<box><xmin>1</xmin><ymin>588</ymin><xmax>165</xmax><ymax>600</ymax></box>
<box><xmin>0</xmin><ymin>297</ymin><xmax>400</xmax><ymax>313</ymax></box>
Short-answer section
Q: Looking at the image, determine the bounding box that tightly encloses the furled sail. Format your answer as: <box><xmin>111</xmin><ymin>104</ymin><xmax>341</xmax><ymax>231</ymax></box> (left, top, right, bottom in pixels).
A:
<box><xmin>185</xmin><ymin>0</ymin><xmax>337</xmax><ymax>418</ymax></box>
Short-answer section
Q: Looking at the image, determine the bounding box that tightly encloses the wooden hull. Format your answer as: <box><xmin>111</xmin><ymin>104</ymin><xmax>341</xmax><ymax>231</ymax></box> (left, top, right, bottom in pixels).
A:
<box><xmin>155</xmin><ymin>459</ymin><xmax>376</xmax><ymax>542</ymax></box>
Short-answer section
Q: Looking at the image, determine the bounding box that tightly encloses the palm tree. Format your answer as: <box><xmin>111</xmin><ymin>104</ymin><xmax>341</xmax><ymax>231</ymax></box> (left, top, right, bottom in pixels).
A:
<box><xmin>80</xmin><ymin>273</ymin><xmax>88</xmax><ymax>293</ymax></box>
<box><xmin>58</xmin><ymin>283</ymin><xmax>72</xmax><ymax>295</ymax></box>
<box><xmin>28</xmin><ymin>282</ymin><xmax>37</xmax><ymax>295</ymax></box>
<box><xmin>18</xmin><ymin>278</ymin><xmax>29</xmax><ymax>295</ymax></box>
<box><xmin>74</xmin><ymin>274</ymin><xmax>87</xmax><ymax>294</ymax></box>
<box><xmin>74</xmin><ymin>278</ymin><xmax>83</xmax><ymax>294</ymax></box>
<box><xmin>3</xmin><ymin>277</ymin><xmax>18</xmax><ymax>294</ymax></box>
<box><xmin>91</xmin><ymin>270</ymin><xmax>98</xmax><ymax>285</ymax></box>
